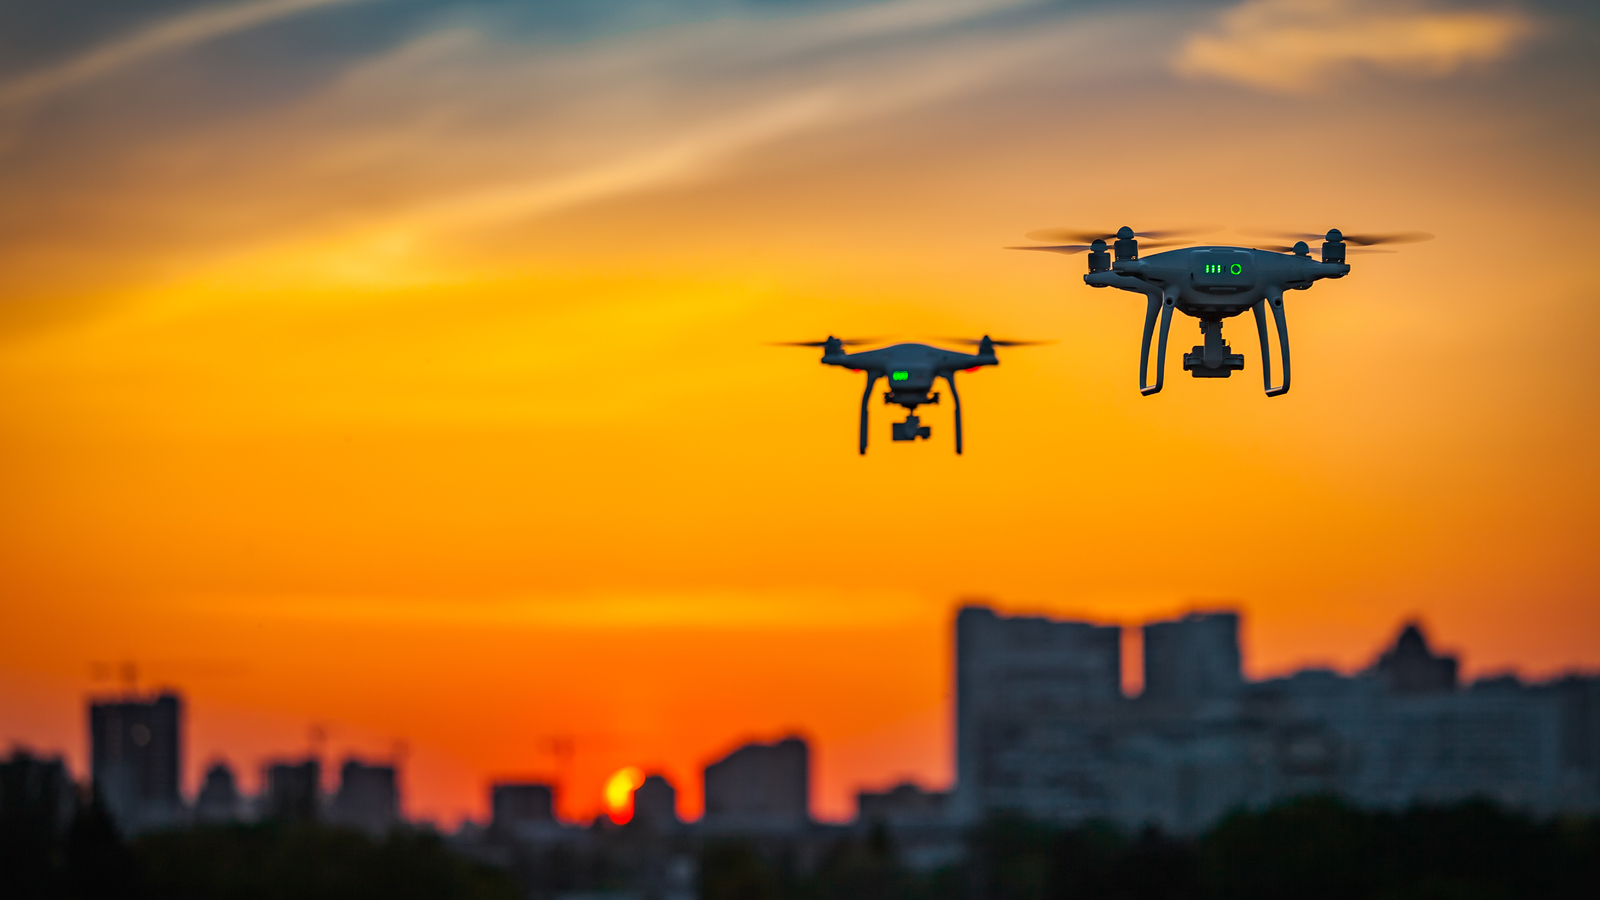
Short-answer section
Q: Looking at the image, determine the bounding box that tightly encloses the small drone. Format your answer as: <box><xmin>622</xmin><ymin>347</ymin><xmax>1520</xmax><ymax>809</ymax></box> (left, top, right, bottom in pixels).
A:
<box><xmin>1013</xmin><ymin>226</ymin><xmax>1431</xmax><ymax>396</ymax></box>
<box><xmin>773</xmin><ymin>336</ymin><xmax>1044</xmax><ymax>454</ymax></box>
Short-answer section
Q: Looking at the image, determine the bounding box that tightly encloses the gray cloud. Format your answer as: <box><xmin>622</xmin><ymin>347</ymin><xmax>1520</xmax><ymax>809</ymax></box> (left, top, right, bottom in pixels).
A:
<box><xmin>0</xmin><ymin>0</ymin><xmax>388</xmax><ymax>107</ymax></box>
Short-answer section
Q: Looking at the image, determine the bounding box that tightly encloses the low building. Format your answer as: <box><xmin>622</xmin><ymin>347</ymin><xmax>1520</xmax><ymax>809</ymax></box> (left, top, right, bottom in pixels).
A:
<box><xmin>0</xmin><ymin>749</ymin><xmax>76</xmax><ymax>836</ymax></box>
<box><xmin>490</xmin><ymin>782</ymin><xmax>559</xmax><ymax>842</ymax></box>
<box><xmin>702</xmin><ymin>736</ymin><xmax>809</xmax><ymax>832</ymax></box>
<box><xmin>331</xmin><ymin>758</ymin><xmax>398</xmax><ymax>834</ymax></box>
<box><xmin>856</xmin><ymin>782</ymin><xmax>958</xmax><ymax>871</ymax></box>
<box><xmin>195</xmin><ymin>761</ymin><xmax>242</xmax><ymax>822</ymax></box>
<box><xmin>632</xmin><ymin>774</ymin><xmax>680</xmax><ymax>831</ymax></box>
<box><xmin>262</xmin><ymin>758</ymin><xmax>320</xmax><ymax>822</ymax></box>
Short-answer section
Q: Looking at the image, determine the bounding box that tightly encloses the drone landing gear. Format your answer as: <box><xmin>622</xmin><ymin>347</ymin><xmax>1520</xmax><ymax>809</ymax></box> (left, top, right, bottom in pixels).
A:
<box><xmin>1139</xmin><ymin>287</ymin><xmax>1175</xmax><ymax>395</ymax></box>
<box><xmin>892</xmin><ymin>415</ymin><xmax>931</xmax><ymax>442</ymax></box>
<box><xmin>858</xmin><ymin>372</ymin><xmax>880</xmax><ymax>454</ymax></box>
<box><xmin>1252</xmin><ymin>291</ymin><xmax>1291</xmax><ymax>397</ymax></box>
<box><xmin>1184</xmin><ymin>320</ymin><xmax>1244</xmax><ymax>378</ymax></box>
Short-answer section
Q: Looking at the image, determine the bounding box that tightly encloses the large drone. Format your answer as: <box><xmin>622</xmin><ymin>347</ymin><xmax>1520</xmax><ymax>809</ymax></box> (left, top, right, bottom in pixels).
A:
<box><xmin>774</xmin><ymin>336</ymin><xmax>1043</xmax><ymax>454</ymax></box>
<box><xmin>1013</xmin><ymin>226</ymin><xmax>1431</xmax><ymax>396</ymax></box>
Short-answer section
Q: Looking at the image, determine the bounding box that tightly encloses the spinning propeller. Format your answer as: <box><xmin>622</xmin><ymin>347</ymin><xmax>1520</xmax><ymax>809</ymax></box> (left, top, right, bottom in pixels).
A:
<box><xmin>1242</xmin><ymin>228</ymin><xmax>1433</xmax><ymax>256</ymax></box>
<box><xmin>1008</xmin><ymin>225</ymin><xmax>1219</xmax><ymax>254</ymax></box>
<box><xmin>768</xmin><ymin>337</ymin><xmax>882</xmax><ymax>347</ymax></box>
<box><xmin>934</xmin><ymin>336</ymin><xmax>1054</xmax><ymax>347</ymax></box>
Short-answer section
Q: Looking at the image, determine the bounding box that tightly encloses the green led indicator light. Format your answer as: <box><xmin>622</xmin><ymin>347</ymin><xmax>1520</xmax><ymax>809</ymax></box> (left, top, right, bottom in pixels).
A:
<box><xmin>891</xmin><ymin>371</ymin><xmax>909</xmax><ymax>381</ymax></box>
<box><xmin>1230</xmin><ymin>263</ymin><xmax>1243</xmax><ymax>275</ymax></box>
<box><xmin>1204</xmin><ymin>263</ymin><xmax>1222</xmax><ymax>273</ymax></box>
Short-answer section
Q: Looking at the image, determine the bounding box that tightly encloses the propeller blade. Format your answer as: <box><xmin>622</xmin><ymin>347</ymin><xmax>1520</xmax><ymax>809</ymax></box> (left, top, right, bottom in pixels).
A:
<box><xmin>932</xmin><ymin>337</ymin><xmax>1054</xmax><ymax>347</ymax></box>
<box><xmin>1007</xmin><ymin>238</ymin><xmax>1192</xmax><ymax>254</ymax></box>
<box><xmin>1341</xmin><ymin>231</ymin><xmax>1433</xmax><ymax>246</ymax></box>
<box><xmin>1239</xmin><ymin>228</ymin><xmax>1433</xmax><ymax>247</ymax></box>
<box><xmin>1024</xmin><ymin>225</ymin><xmax>1220</xmax><ymax>243</ymax></box>
<box><xmin>1005</xmin><ymin>244</ymin><xmax>1092</xmax><ymax>254</ymax></box>
<box><xmin>768</xmin><ymin>337</ymin><xmax>882</xmax><ymax>347</ymax></box>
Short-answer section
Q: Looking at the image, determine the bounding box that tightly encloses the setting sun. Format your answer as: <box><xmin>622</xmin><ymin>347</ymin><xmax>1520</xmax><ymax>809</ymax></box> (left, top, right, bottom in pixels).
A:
<box><xmin>604</xmin><ymin>766</ymin><xmax>646</xmax><ymax>824</ymax></box>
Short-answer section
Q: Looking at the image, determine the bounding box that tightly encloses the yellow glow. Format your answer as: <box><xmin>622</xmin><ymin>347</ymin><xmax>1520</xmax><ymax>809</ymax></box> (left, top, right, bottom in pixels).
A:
<box><xmin>604</xmin><ymin>767</ymin><xmax>646</xmax><ymax>823</ymax></box>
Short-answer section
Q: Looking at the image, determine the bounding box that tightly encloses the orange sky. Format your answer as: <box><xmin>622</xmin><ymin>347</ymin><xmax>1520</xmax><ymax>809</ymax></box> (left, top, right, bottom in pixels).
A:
<box><xmin>1</xmin><ymin>0</ymin><xmax>1597</xmax><ymax>825</ymax></box>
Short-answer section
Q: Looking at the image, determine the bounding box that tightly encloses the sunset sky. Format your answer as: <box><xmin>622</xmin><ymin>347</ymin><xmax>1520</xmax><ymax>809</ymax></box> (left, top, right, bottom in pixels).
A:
<box><xmin>1</xmin><ymin>0</ymin><xmax>1596</xmax><ymax>826</ymax></box>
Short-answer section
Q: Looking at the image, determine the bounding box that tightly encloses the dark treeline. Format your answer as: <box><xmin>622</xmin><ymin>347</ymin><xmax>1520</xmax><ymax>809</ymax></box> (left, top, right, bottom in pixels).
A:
<box><xmin>705</xmin><ymin>797</ymin><xmax>1600</xmax><ymax>900</ymax></box>
<box><xmin>6</xmin><ymin>793</ymin><xmax>1599</xmax><ymax>899</ymax></box>
<box><xmin>0</xmin><ymin>788</ymin><xmax>517</xmax><ymax>900</ymax></box>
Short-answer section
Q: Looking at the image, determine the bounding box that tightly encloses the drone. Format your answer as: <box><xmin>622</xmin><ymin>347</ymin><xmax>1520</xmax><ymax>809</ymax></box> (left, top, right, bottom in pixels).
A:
<box><xmin>1012</xmin><ymin>226</ymin><xmax>1431</xmax><ymax>396</ymax></box>
<box><xmin>773</xmin><ymin>336</ymin><xmax>1045</xmax><ymax>454</ymax></box>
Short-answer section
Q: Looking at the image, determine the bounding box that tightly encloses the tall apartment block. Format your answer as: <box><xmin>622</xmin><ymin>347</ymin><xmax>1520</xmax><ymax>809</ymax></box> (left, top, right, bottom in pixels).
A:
<box><xmin>89</xmin><ymin>691</ymin><xmax>183</xmax><ymax>832</ymax></box>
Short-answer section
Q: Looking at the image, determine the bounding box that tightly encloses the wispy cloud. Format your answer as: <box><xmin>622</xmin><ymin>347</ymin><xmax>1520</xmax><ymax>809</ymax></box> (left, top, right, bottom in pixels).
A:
<box><xmin>1174</xmin><ymin>0</ymin><xmax>1535</xmax><ymax>93</ymax></box>
<box><xmin>0</xmin><ymin>0</ymin><xmax>1137</xmax><ymax>302</ymax></box>
<box><xmin>0</xmin><ymin>0</ymin><xmax>380</xmax><ymax>107</ymax></box>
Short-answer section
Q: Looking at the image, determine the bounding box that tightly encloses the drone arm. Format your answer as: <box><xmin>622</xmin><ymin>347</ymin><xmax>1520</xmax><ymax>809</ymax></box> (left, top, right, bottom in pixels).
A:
<box><xmin>1139</xmin><ymin>287</ymin><xmax>1176</xmax><ymax>396</ymax></box>
<box><xmin>858</xmin><ymin>372</ymin><xmax>880</xmax><ymax>454</ymax></box>
<box><xmin>1253</xmin><ymin>290</ymin><xmax>1291</xmax><ymax>397</ymax></box>
<box><xmin>944</xmin><ymin>371</ymin><xmax>963</xmax><ymax>455</ymax></box>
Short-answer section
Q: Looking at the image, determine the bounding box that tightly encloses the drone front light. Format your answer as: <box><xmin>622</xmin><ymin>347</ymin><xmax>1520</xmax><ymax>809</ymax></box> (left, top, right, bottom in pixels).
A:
<box><xmin>891</xmin><ymin>371</ymin><xmax>909</xmax><ymax>381</ymax></box>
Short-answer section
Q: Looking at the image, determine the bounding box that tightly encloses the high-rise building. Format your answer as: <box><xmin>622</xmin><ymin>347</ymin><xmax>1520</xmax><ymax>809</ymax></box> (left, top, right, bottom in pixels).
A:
<box><xmin>631</xmin><ymin>774</ymin><xmax>679</xmax><ymax>830</ymax></box>
<box><xmin>89</xmin><ymin>692</ymin><xmax>183</xmax><ymax>832</ymax></box>
<box><xmin>195</xmin><ymin>762</ymin><xmax>242</xmax><ymax>823</ymax></box>
<box><xmin>1142</xmin><ymin>611</ymin><xmax>1243</xmax><ymax>703</ymax></box>
<box><xmin>331</xmin><ymin>758</ymin><xmax>398</xmax><ymax>834</ymax></box>
<box><xmin>702</xmin><ymin>737</ymin><xmax>809</xmax><ymax>831</ymax></box>
<box><xmin>953</xmin><ymin>606</ymin><xmax>1121</xmax><ymax>823</ymax></box>
<box><xmin>263</xmin><ymin>759</ymin><xmax>320</xmax><ymax>821</ymax></box>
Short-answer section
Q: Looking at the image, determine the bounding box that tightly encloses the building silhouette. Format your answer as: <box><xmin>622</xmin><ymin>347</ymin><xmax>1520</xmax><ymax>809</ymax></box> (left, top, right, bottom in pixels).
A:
<box><xmin>1372</xmin><ymin>622</ymin><xmax>1459</xmax><ymax>693</ymax></box>
<box><xmin>1143</xmin><ymin>611</ymin><xmax>1243</xmax><ymax>702</ymax></box>
<box><xmin>331</xmin><ymin>758</ymin><xmax>398</xmax><ymax>834</ymax></box>
<box><xmin>262</xmin><ymin>758</ymin><xmax>320</xmax><ymax>822</ymax></box>
<box><xmin>631</xmin><ymin>774</ymin><xmax>680</xmax><ymax>830</ymax></box>
<box><xmin>0</xmin><ymin>749</ymin><xmax>75</xmax><ymax>836</ymax></box>
<box><xmin>195</xmin><ymin>761</ymin><xmax>242</xmax><ymax>823</ymax></box>
<box><xmin>702</xmin><ymin>736</ymin><xmax>809</xmax><ymax>831</ymax></box>
<box><xmin>953</xmin><ymin>604</ymin><xmax>1600</xmax><ymax>833</ymax></box>
<box><xmin>490</xmin><ymin>782</ymin><xmax>557</xmax><ymax>841</ymax></box>
<box><xmin>953</xmin><ymin>607</ymin><xmax>1121</xmax><ymax>823</ymax></box>
<box><xmin>857</xmin><ymin>782</ymin><xmax>947</xmax><ymax>827</ymax></box>
<box><xmin>89</xmin><ymin>691</ymin><xmax>183</xmax><ymax>832</ymax></box>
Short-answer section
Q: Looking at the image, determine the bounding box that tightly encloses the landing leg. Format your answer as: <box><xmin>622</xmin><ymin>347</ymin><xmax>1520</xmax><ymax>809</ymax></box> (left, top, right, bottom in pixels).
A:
<box><xmin>859</xmin><ymin>372</ymin><xmax>879</xmax><ymax>454</ymax></box>
<box><xmin>1253</xmin><ymin>291</ymin><xmax>1291</xmax><ymax>397</ymax></box>
<box><xmin>944</xmin><ymin>372</ymin><xmax>963</xmax><ymax>454</ymax></box>
<box><xmin>1140</xmin><ymin>288</ymin><xmax>1176</xmax><ymax>396</ymax></box>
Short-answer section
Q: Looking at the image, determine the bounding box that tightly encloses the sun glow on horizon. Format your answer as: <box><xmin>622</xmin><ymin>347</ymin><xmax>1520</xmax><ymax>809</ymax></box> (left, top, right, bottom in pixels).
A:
<box><xmin>604</xmin><ymin>767</ymin><xmax>646</xmax><ymax>824</ymax></box>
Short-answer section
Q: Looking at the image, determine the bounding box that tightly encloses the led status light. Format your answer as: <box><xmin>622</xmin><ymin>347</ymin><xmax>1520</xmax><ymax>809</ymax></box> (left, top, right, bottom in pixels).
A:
<box><xmin>1230</xmin><ymin>263</ymin><xmax>1243</xmax><ymax>275</ymax></box>
<box><xmin>891</xmin><ymin>371</ymin><xmax>909</xmax><ymax>381</ymax></box>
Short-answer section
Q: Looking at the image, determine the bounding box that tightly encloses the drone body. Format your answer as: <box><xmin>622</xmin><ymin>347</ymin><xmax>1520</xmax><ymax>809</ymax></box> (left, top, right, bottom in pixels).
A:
<box><xmin>1017</xmin><ymin>226</ymin><xmax>1428</xmax><ymax>396</ymax></box>
<box><xmin>777</xmin><ymin>336</ymin><xmax>1032</xmax><ymax>454</ymax></box>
